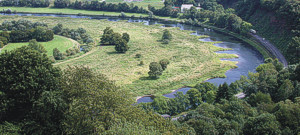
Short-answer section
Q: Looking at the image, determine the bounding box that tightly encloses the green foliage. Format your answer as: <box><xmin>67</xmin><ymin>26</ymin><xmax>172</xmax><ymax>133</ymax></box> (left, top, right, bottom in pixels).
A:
<box><xmin>0</xmin><ymin>41</ymin><xmax>4</xmax><ymax>48</ymax></box>
<box><xmin>135</xmin><ymin>53</ymin><xmax>142</xmax><ymax>58</ymax></box>
<box><xmin>152</xmin><ymin>96</ymin><xmax>169</xmax><ymax>114</ymax></box>
<box><xmin>187</xmin><ymin>88</ymin><xmax>202</xmax><ymax>109</ymax></box>
<box><xmin>148</xmin><ymin>62</ymin><xmax>163</xmax><ymax>79</ymax></box>
<box><xmin>53</xmin><ymin>23</ymin><xmax>63</xmax><ymax>34</ymax></box>
<box><xmin>243</xmin><ymin>113</ymin><xmax>281</xmax><ymax>135</ymax></box>
<box><xmin>27</xmin><ymin>39</ymin><xmax>47</xmax><ymax>54</ymax></box>
<box><xmin>159</xmin><ymin>59</ymin><xmax>170</xmax><ymax>70</ymax></box>
<box><xmin>53</xmin><ymin>48</ymin><xmax>64</xmax><ymax>60</ymax></box>
<box><xmin>247</xmin><ymin>91</ymin><xmax>272</xmax><ymax>107</ymax></box>
<box><xmin>0</xmin><ymin>36</ymin><xmax>8</xmax><ymax>45</ymax></box>
<box><xmin>115</xmin><ymin>39</ymin><xmax>129</xmax><ymax>53</ymax></box>
<box><xmin>0</xmin><ymin>46</ymin><xmax>65</xmax><ymax>134</ymax></box>
<box><xmin>122</xmin><ymin>32</ymin><xmax>130</xmax><ymax>43</ymax></box>
<box><xmin>216</xmin><ymin>82</ymin><xmax>234</xmax><ymax>102</ymax></box>
<box><xmin>54</xmin><ymin>0</ymin><xmax>70</xmax><ymax>8</ymax></box>
<box><xmin>100</xmin><ymin>27</ymin><xmax>115</xmax><ymax>45</ymax></box>
<box><xmin>162</xmin><ymin>29</ymin><xmax>172</xmax><ymax>41</ymax></box>
<box><xmin>0</xmin><ymin>122</ymin><xmax>21</xmax><ymax>135</ymax></box>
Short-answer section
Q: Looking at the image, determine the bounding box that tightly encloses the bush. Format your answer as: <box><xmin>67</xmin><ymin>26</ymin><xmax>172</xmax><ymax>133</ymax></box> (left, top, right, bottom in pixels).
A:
<box><xmin>54</xmin><ymin>0</ymin><xmax>70</xmax><ymax>8</ymax></box>
<box><xmin>53</xmin><ymin>48</ymin><xmax>64</xmax><ymax>60</ymax></box>
<box><xmin>148</xmin><ymin>62</ymin><xmax>163</xmax><ymax>79</ymax></box>
<box><xmin>0</xmin><ymin>41</ymin><xmax>4</xmax><ymax>48</ymax></box>
<box><xmin>159</xmin><ymin>59</ymin><xmax>170</xmax><ymax>70</ymax></box>
<box><xmin>135</xmin><ymin>54</ymin><xmax>142</xmax><ymax>58</ymax></box>
<box><xmin>115</xmin><ymin>39</ymin><xmax>129</xmax><ymax>53</ymax></box>
<box><xmin>0</xmin><ymin>36</ymin><xmax>8</xmax><ymax>45</ymax></box>
<box><xmin>162</xmin><ymin>29</ymin><xmax>172</xmax><ymax>41</ymax></box>
<box><xmin>139</xmin><ymin>61</ymin><xmax>144</xmax><ymax>66</ymax></box>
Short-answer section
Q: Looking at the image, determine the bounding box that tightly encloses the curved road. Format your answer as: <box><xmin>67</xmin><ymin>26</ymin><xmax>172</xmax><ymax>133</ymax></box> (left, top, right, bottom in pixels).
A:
<box><xmin>251</xmin><ymin>33</ymin><xmax>288</xmax><ymax>67</ymax></box>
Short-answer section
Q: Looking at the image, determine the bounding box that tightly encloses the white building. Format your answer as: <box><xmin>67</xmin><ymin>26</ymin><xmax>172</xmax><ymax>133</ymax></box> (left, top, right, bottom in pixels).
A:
<box><xmin>181</xmin><ymin>4</ymin><xmax>193</xmax><ymax>12</ymax></box>
<box><xmin>181</xmin><ymin>4</ymin><xmax>201</xmax><ymax>12</ymax></box>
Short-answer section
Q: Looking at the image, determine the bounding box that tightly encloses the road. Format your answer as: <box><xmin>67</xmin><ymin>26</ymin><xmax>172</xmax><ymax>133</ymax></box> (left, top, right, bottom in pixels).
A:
<box><xmin>251</xmin><ymin>33</ymin><xmax>288</xmax><ymax>67</ymax></box>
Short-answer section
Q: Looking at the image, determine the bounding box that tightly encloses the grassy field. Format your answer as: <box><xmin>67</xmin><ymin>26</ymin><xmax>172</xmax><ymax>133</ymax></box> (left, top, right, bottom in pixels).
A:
<box><xmin>0</xmin><ymin>6</ymin><xmax>148</xmax><ymax>17</ymax></box>
<box><xmin>105</xmin><ymin>0</ymin><xmax>164</xmax><ymax>9</ymax></box>
<box><xmin>1</xmin><ymin>35</ymin><xmax>75</xmax><ymax>56</ymax></box>
<box><xmin>0</xmin><ymin>15</ymin><xmax>237</xmax><ymax>97</ymax></box>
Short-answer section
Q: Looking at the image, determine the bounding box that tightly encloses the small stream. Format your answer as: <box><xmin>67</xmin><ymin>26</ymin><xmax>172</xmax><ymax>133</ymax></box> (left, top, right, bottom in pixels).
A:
<box><xmin>0</xmin><ymin>13</ymin><xmax>264</xmax><ymax>103</ymax></box>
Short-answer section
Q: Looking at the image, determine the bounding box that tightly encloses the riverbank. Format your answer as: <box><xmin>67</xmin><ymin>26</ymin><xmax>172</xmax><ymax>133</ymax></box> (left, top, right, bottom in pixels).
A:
<box><xmin>0</xmin><ymin>6</ymin><xmax>275</xmax><ymax>59</ymax></box>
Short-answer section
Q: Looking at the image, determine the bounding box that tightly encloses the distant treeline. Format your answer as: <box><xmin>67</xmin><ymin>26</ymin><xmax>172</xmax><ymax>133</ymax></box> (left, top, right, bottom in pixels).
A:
<box><xmin>0</xmin><ymin>19</ymin><xmax>53</xmax><ymax>43</ymax></box>
<box><xmin>0</xmin><ymin>0</ymin><xmax>50</xmax><ymax>7</ymax></box>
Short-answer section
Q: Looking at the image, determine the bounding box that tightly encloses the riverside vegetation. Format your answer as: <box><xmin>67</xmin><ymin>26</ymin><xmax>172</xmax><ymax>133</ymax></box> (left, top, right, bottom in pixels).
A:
<box><xmin>0</xmin><ymin>0</ymin><xmax>299</xmax><ymax>134</ymax></box>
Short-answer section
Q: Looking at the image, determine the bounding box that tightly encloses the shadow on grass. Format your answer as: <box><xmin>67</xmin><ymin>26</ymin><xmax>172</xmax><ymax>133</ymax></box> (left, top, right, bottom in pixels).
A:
<box><xmin>139</xmin><ymin>76</ymin><xmax>157</xmax><ymax>80</ymax></box>
<box><xmin>106</xmin><ymin>51</ymin><xmax>119</xmax><ymax>55</ymax></box>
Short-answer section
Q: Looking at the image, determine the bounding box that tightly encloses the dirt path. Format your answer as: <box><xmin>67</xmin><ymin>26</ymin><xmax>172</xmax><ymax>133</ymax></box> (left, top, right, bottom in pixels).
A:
<box><xmin>251</xmin><ymin>33</ymin><xmax>288</xmax><ymax>67</ymax></box>
<box><xmin>54</xmin><ymin>46</ymin><xmax>100</xmax><ymax>66</ymax></box>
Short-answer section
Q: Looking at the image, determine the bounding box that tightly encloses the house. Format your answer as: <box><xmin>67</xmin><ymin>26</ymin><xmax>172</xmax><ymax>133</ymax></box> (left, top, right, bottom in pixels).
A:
<box><xmin>181</xmin><ymin>4</ymin><xmax>193</xmax><ymax>12</ymax></box>
<box><xmin>181</xmin><ymin>3</ymin><xmax>201</xmax><ymax>13</ymax></box>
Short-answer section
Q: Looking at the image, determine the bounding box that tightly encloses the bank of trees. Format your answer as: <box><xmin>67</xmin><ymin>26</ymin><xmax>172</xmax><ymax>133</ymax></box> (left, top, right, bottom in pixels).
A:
<box><xmin>0</xmin><ymin>46</ymin><xmax>194</xmax><ymax>134</ymax></box>
<box><xmin>141</xmin><ymin>58</ymin><xmax>300</xmax><ymax>134</ymax></box>
<box><xmin>0</xmin><ymin>20</ymin><xmax>53</xmax><ymax>44</ymax></box>
<box><xmin>0</xmin><ymin>0</ymin><xmax>50</xmax><ymax>7</ymax></box>
<box><xmin>100</xmin><ymin>27</ymin><xmax>130</xmax><ymax>53</ymax></box>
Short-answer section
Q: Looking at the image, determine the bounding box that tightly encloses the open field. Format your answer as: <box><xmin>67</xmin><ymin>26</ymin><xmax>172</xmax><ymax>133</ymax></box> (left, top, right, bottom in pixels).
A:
<box><xmin>0</xmin><ymin>15</ymin><xmax>237</xmax><ymax>96</ymax></box>
<box><xmin>105</xmin><ymin>0</ymin><xmax>164</xmax><ymax>9</ymax></box>
<box><xmin>0</xmin><ymin>35</ymin><xmax>75</xmax><ymax>56</ymax></box>
<box><xmin>0</xmin><ymin>6</ymin><xmax>148</xmax><ymax>17</ymax></box>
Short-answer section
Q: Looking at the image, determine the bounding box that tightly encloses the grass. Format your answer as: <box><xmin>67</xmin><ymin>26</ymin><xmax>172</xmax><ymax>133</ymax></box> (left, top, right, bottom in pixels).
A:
<box><xmin>1</xmin><ymin>35</ymin><xmax>75</xmax><ymax>56</ymax></box>
<box><xmin>0</xmin><ymin>6</ymin><xmax>148</xmax><ymax>17</ymax></box>
<box><xmin>0</xmin><ymin>15</ymin><xmax>237</xmax><ymax>97</ymax></box>
<box><xmin>105</xmin><ymin>0</ymin><xmax>164</xmax><ymax>9</ymax></box>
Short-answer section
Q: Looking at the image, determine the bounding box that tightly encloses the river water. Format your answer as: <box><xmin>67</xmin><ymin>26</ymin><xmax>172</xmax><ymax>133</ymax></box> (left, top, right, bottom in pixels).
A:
<box><xmin>0</xmin><ymin>13</ymin><xmax>264</xmax><ymax>103</ymax></box>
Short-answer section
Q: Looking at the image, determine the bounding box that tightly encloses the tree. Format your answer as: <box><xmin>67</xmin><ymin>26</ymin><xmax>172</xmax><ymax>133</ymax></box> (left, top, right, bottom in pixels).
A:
<box><xmin>115</xmin><ymin>39</ymin><xmax>129</xmax><ymax>53</ymax></box>
<box><xmin>148</xmin><ymin>62</ymin><xmax>163</xmax><ymax>79</ymax></box>
<box><xmin>0</xmin><ymin>46</ymin><xmax>61</xmax><ymax>122</ymax></box>
<box><xmin>53</xmin><ymin>48</ymin><xmax>64</xmax><ymax>60</ymax></box>
<box><xmin>159</xmin><ymin>59</ymin><xmax>170</xmax><ymax>70</ymax></box>
<box><xmin>28</xmin><ymin>39</ymin><xmax>47</xmax><ymax>54</ymax></box>
<box><xmin>243</xmin><ymin>113</ymin><xmax>281</xmax><ymax>135</ymax></box>
<box><xmin>162</xmin><ymin>29</ymin><xmax>172</xmax><ymax>41</ymax></box>
<box><xmin>122</xmin><ymin>33</ymin><xmax>130</xmax><ymax>43</ymax></box>
<box><xmin>151</xmin><ymin>96</ymin><xmax>169</xmax><ymax>114</ymax></box>
<box><xmin>100</xmin><ymin>27</ymin><xmax>114</xmax><ymax>45</ymax></box>
<box><xmin>53</xmin><ymin>23</ymin><xmax>63</xmax><ymax>34</ymax></box>
<box><xmin>187</xmin><ymin>88</ymin><xmax>202</xmax><ymax>109</ymax></box>
<box><xmin>215</xmin><ymin>83</ymin><xmax>233</xmax><ymax>102</ymax></box>
<box><xmin>54</xmin><ymin>0</ymin><xmax>70</xmax><ymax>8</ymax></box>
<box><xmin>0</xmin><ymin>36</ymin><xmax>8</xmax><ymax>45</ymax></box>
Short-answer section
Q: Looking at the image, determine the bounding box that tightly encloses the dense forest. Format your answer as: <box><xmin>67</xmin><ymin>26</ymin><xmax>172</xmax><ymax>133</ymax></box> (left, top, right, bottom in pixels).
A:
<box><xmin>217</xmin><ymin>0</ymin><xmax>299</xmax><ymax>64</ymax></box>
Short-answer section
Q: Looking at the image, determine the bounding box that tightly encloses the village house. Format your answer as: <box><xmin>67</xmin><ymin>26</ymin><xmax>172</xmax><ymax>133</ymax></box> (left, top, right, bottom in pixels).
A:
<box><xmin>181</xmin><ymin>4</ymin><xmax>201</xmax><ymax>13</ymax></box>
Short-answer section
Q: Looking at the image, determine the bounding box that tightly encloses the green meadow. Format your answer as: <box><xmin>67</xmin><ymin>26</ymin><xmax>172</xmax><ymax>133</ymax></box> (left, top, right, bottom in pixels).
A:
<box><xmin>1</xmin><ymin>35</ymin><xmax>75</xmax><ymax>56</ymax></box>
<box><xmin>0</xmin><ymin>15</ymin><xmax>237</xmax><ymax>96</ymax></box>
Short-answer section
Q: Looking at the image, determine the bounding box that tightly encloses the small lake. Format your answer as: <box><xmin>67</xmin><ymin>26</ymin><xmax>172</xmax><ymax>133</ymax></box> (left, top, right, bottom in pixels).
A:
<box><xmin>0</xmin><ymin>13</ymin><xmax>264</xmax><ymax>103</ymax></box>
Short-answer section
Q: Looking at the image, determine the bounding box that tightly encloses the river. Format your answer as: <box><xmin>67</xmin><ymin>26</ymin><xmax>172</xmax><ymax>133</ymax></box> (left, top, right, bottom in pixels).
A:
<box><xmin>0</xmin><ymin>13</ymin><xmax>264</xmax><ymax>103</ymax></box>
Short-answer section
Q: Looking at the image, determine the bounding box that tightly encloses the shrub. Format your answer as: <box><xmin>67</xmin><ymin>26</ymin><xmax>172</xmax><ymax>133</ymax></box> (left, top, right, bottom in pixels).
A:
<box><xmin>148</xmin><ymin>62</ymin><xmax>163</xmax><ymax>79</ymax></box>
<box><xmin>0</xmin><ymin>36</ymin><xmax>8</xmax><ymax>45</ymax></box>
<box><xmin>159</xmin><ymin>59</ymin><xmax>170</xmax><ymax>70</ymax></box>
<box><xmin>53</xmin><ymin>48</ymin><xmax>64</xmax><ymax>60</ymax></box>
<box><xmin>0</xmin><ymin>41</ymin><xmax>4</xmax><ymax>48</ymax></box>
<box><xmin>135</xmin><ymin>54</ymin><xmax>142</xmax><ymax>58</ymax></box>
<box><xmin>139</xmin><ymin>61</ymin><xmax>144</xmax><ymax>66</ymax></box>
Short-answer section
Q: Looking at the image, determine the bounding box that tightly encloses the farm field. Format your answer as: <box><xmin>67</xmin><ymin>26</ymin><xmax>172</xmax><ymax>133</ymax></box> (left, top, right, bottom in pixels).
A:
<box><xmin>0</xmin><ymin>15</ymin><xmax>237</xmax><ymax>96</ymax></box>
<box><xmin>0</xmin><ymin>35</ymin><xmax>75</xmax><ymax>56</ymax></box>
